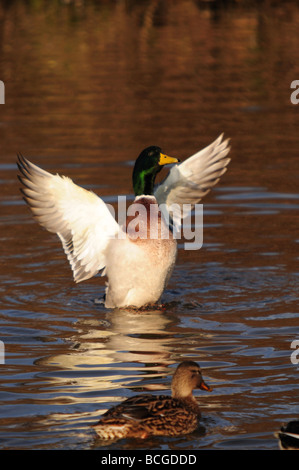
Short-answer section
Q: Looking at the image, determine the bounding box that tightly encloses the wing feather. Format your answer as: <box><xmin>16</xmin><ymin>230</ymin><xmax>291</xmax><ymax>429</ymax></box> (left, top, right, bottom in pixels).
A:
<box><xmin>17</xmin><ymin>155</ymin><xmax>120</xmax><ymax>282</ymax></box>
<box><xmin>154</xmin><ymin>134</ymin><xmax>231</xmax><ymax>225</ymax></box>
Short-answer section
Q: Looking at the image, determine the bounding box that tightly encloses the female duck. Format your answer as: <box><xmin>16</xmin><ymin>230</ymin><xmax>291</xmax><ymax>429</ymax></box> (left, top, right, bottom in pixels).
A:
<box><xmin>93</xmin><ymin>361</ymin><xmax>212</xmax><ymax>440</ymax></box>
<box><xmin>17</xmin><ymin>135</ymin><xmax>230</xmax><ymax>308</ymax></box>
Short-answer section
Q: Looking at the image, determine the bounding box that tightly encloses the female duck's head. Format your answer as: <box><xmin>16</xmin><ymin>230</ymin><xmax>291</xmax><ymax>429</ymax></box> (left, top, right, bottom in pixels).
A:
<box><xmin>171</xmin><ymin>361</ymin><xmax>212</xmax><ymax>399</ymax></box>
<box><xmin>133</xmin><ymin>146</ymin><xmax>179</xmax><ymax>196</ymax></box>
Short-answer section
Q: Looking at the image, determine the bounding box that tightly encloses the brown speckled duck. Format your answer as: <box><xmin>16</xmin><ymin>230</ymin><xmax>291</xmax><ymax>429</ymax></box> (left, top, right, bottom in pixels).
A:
<box><xmin>93</xmin><ymin>361</ymin><xmax>212</xmax><ymax>440</ymax></box>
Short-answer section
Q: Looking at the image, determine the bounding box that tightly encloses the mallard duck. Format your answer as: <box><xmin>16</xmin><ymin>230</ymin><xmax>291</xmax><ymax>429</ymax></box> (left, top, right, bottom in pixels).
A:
<box><xmin>93</xmin><ymin>361</ymin><xmax>212</xmax><ymax>440</ymax></box>
<box><xmin>17</xmin><ymin>134</ymin><xmax>230</xmax><ymax>308</ymax></box>
<box><xmin>275</xmin><ymin>420</ymin><xmax>299</xmax><ymax>450</ymax></box>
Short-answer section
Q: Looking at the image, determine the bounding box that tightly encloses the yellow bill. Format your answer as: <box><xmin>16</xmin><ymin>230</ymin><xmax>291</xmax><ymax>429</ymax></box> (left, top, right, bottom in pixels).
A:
<box><xmin>159</xmin><ymin>153</ymin><xmax>180</xmax><ymax>166</ymax></box>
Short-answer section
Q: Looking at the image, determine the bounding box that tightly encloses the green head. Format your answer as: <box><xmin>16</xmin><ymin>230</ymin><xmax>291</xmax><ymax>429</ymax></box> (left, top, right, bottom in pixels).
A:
<box><xmin>132</xmin><ymin>146</ymin><xmax>179</xmax><ymax>196</ymax></box>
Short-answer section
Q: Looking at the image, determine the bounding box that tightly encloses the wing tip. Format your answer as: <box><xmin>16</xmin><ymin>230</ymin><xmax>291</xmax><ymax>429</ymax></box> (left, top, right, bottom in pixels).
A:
<box><xmin>17</xmin><ymin>153</ymin><xmax>29</xmax><ymax>177</ymax></box>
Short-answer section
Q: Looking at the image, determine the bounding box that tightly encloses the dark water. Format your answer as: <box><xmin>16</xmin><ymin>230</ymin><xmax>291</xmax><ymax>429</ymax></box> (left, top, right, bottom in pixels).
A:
<box><xmin>0</xmin><ymin>0</ymin><xmax>299</xmax><ymax>450</ymax></box>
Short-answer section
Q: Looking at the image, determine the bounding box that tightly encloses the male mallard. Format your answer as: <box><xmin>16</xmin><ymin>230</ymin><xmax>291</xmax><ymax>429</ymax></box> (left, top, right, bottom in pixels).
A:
<box><xmin>17</xmin><ymin>135</ymin><xmax>230</xmax><ymax>308</ymax></box>
<box><xmin>275</xmin><ymin>420</ymin><xmax>299</xmax><ymax>450</ymax></box>
<box><xmin>93</xmin><ymin>361</ymin><xmax>212</xmax><ymax>440</ymax></box>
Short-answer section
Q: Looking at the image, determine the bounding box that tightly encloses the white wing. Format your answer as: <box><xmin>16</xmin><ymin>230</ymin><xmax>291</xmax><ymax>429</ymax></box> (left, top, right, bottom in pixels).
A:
<box><xmin>154</xmin><ymin>134</ymin><xmax>231</xmax><ymax>225</ymax></box>
<box><xmin>17</xmin><ymin>156</ymin><xmax>120</xmax><ymax>282</ymax></box>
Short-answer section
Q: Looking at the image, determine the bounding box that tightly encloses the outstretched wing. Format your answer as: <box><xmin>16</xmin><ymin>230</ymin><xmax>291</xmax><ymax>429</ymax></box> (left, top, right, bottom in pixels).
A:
<box><xmin>17</xmin><ymin>155</ymin><xmax>120</xmax><ymax>282</ymax></box>
<box><xmin>154</xmin><ymin>134</ymin><xmax>231</xmax><ymax>226</ymax></box>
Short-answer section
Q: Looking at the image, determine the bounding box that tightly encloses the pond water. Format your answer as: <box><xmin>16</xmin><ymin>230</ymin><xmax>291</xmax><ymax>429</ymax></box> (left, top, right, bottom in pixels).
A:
<box><xmin>0</xmin><ymin>0</ymin><xmax>298</xmax><ymax>451</ymax></box>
